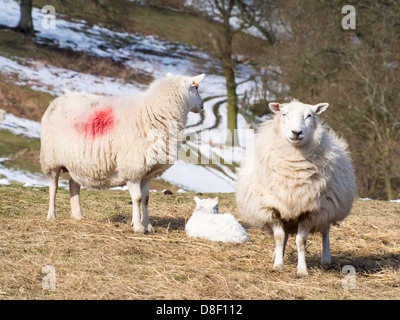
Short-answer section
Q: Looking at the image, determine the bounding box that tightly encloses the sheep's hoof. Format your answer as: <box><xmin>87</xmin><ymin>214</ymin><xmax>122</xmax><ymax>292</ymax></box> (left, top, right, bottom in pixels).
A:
<box><xmin>146</xmin><ymin>224</ymin><xmax>154</xmax><ymax>234</ymax></box>
<box><xmin>133</xmin><ymin>224</ymin><xmax>146</xmax><ymax>234</ymax></box>
<box><xmin>273</xmin><ymin>263</ymin><xmax>284</xmax><ymax>272</ymax></box>
<box><xmin>47</xmin><ymin>215</ymin><xmax>56</xmax><ymax>222</ymax></box>
<box><xmin>71</xmin><ymin>214</ymin><xmax>85</xmax><ymax>220</ymax></box>
<box><xmin>297</xmin><ymin>268</ymin><xmax>309</xmax><ymax>277</ymax></box>
<box><xmin>321</xmin><ymin>257</ymin><xmax>331</xmax><ymax>266</ymax></box>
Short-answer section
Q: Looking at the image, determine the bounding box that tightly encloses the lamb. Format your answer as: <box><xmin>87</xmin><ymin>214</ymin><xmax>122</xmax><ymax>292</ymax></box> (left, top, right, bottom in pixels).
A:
<box><xmin>185</xmin><ymin>196</ymin><xmax>249</xmax><ymax>243</ymax></box>
<box><xmin>236</xmin><ymin>99</ymin><xmax>356</xmax><ymax>276</ymax></box>
<box><xmin>40</xmin><ymin>73</ymin><xmax>205</xmax><ymax>234</ymax></box>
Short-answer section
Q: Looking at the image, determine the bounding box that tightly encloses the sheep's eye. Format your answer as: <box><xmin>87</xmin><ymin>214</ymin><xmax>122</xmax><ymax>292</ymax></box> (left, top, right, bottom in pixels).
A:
<box><xmin>306</xmin><ymin>114</ymin><xmax>312</xmax><ymax>119</ymax></box>
<box><xmin>282</xmin><ymin>113</ymin><xmax>287</xmax><ymax>117</ymax></box>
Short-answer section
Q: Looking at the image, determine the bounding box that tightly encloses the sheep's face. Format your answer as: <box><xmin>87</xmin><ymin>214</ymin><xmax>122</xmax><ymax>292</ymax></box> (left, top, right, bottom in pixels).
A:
<box><xmin>269</xmin><ymin>100</ymin><xmax>329</xmax><ymax>147</ymax></box>
<box><xmin>187</xmin><ymin>74</ymin><xmax>205</xmax><ymax>113</ymax></box>
<box><xmin>194</xmin><ymin>196</ymin><xmax>219</xmax><ymax>214</ymax></box>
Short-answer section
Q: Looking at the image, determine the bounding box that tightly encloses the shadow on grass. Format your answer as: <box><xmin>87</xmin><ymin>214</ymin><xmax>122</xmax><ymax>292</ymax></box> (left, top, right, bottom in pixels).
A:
<box><xmin>151</xmin><ymin>216</ymin><xmax>186</xmax><ymax>231</ymax></box>
<box><xmin>300</xmin><ymin>252</ymin><xmax>400</xmax><ymax>275</ymax></box>
<box><xmin>329</xmin><ymin>253</ymin><xmax>400</xmax><ymax>274</ymax></box>
<box><xmin>105</xmin><ymin>214</ymin><xmax>186</xmax><ymax>232</ymax></box>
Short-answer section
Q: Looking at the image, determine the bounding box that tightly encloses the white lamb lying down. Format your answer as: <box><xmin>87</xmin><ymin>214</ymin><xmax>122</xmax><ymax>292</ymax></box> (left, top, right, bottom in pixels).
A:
<box><xmin>185</xmin><ymin>197</ymin><xmax>249</xmax><ymax>243</ymax></box>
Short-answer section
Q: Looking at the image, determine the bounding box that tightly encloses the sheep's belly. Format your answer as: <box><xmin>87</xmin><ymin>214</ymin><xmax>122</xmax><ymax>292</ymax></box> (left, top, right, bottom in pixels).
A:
<box><xmin>70</xmin><ymin>172</ymin><xmax>126</xmax><ymax>190</ymax></box>
<box><xmin>68</xmin><ymin>164</ymin><xmax>171</xmax><ymax>190</ymax></box>
<box><xmin>274</xmin><ymin>197</ymin><xmax>320</xmax><ymax>221</ymax></box>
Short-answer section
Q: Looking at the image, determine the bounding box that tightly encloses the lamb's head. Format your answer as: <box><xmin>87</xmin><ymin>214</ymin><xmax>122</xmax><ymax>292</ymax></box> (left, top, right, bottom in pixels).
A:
<box><xmin>169</xmin><ymin>73</ymin><xmax>205</xmax><ymax>113</ymax></box>
<box><xmin>193</xmin><ymin>196</ymin><xmax>219</xmax><ymax>214</ymax></box>
<box><xmin>269</xmin><ymin>100</ymin><xmax>329</xmax><ymax>147</ymax></box>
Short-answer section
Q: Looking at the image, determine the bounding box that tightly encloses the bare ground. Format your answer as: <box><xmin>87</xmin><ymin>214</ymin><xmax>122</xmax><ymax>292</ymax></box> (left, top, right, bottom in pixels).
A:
<box><xmin>0</xmin><ymin>184</ymin><xmax>399</xmax><ymax>300</ymax></box>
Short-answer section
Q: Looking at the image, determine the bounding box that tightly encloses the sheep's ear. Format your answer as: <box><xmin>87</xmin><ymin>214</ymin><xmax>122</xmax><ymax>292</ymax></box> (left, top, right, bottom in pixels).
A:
<box><xmin>312</xmin><ymin>103</ymin><xmax>329</xmax><ymax>115</ymax></box>
<box><xmin>269</xmin><ymin>102</ymin><xmax>280</xmax><ymax>113</ymax></box>
<box><xmin>213</xmin><ymin>197</ymin><xmax>219</xmax><ymax>207</ymax></box>
<box><xmin>167</xmin><ymin>73</ymin><xmax>174</xmax><ymax>78</ymax></box>
<box><xmin>194</xmin><ymin>196</ymin><xmax>200</xmax><ymax>204</ymax></box>
<box><xmin>190</xmin><ymin>74</ymin><xmax>205</xmax><ymax>86</ymax></box>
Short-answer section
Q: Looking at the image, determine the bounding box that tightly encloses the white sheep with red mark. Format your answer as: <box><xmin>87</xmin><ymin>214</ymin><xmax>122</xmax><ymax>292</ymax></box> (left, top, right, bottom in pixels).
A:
<box><xmin>40</xmin><ymin>73</ymin><xmax>205</xmax><ymax>234</ymax></box>
<box><xmin>236</xmin><ymin>99</ymin><xmax>356</xmax><ymax>276</ymax></box>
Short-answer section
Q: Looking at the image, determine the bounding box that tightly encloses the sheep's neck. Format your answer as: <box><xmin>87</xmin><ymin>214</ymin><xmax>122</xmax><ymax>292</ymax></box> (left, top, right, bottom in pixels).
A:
<box><xmin>146</xmin><ymin>94</ymin><xmax>189</xmax><ymax>134</ymax></box>
<box><xmin>138</xmin><ymin>93</ymin><xmax>189</xmax><ymax>165</ymax></box>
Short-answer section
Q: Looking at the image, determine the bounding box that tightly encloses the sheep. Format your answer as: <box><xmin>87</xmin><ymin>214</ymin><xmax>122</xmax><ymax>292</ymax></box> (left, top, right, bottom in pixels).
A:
<box><xmin>236</xmin><ymin>99</ymin><xmax>356</xmax><ymax>276</ymax></box>
<box><xmin>40</xmin><ymin>73</ymin><xmax>206</xmax><ymax>234</ymax></box>
<box><xmin>185</xmin><ymin>196</ymin><xmax>249</xmax><ymax>243</ymax></box>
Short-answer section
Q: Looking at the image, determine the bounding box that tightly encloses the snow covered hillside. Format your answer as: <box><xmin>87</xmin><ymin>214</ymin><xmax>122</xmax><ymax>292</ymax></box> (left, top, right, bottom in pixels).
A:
<box><xmin>0</xmin><ymin>0</ymin><xmax>256</xmax><ymax>192</ymax></box>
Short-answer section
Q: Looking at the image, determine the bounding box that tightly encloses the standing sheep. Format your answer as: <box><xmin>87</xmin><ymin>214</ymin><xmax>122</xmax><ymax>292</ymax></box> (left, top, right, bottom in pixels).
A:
<box><xmin>40</xmin><ymin>73</ymin><xmax>205</xmax><ymax>234</ymax></box>
<box><xmin>236</xmin><ymin>100</ymin><xmax>356</xmax><ymax>276</ymax></box>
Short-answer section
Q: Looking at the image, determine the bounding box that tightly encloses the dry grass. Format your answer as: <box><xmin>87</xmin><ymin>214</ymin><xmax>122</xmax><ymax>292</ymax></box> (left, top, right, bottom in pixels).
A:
<box><xmin>0</xmin><ymin>184</ymin><xmax>399</xmax><ymax>300</ymax></box>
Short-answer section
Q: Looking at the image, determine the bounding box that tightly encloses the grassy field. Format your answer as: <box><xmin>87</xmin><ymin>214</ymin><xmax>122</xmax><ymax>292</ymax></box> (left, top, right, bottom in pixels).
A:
<box><xmin>0</xmin><ymin>2</ymin><xmax>399</xmax><ymax>301</ymax></box>
<box><xmin>0</xmin><ymin>184</ymin><xmax>399</xmax><ymax>300</ymax></box>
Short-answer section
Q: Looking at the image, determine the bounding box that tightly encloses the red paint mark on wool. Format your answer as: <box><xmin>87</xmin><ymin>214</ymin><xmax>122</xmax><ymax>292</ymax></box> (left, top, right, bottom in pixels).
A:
<box><xmin>84</xmin><ymin>107</ymin><xmax>116</xmax><ymax>139</ymax></box>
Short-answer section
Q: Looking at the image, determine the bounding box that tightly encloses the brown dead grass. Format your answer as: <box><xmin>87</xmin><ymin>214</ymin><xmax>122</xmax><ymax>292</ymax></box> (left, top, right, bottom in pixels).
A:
<box><xmin>0</xmin><ymin>74</ymin><xmax>54</xmax><ymax>122</ymax></box>
<box><xmin>0</xmin><ymin>184</ymin><xmax>399</xmax><ymax>300</ymax></box>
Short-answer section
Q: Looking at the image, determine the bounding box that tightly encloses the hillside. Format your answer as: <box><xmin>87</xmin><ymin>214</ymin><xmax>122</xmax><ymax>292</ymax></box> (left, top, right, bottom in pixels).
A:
<box><xmin>0</xmin><ymin>0</ymin><xmax>263</xmax><ymax>192</ymax></box>
<box><xmin>0</xmin><ymin>184</ymin><xmax>399</xmax><ymax>299</ymax></box>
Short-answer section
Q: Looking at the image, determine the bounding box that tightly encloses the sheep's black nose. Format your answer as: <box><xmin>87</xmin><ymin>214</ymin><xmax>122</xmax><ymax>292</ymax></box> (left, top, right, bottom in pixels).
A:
<box><xmin>292</xmin><ymin>130</ymin><xmax>303</xmax><ymax>137</ymax></box>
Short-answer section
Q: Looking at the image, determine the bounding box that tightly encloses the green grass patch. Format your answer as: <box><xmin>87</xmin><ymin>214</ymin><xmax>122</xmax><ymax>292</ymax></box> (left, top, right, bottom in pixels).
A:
<box><xmin>0</xmin><ymin>129</ymin><xmax>41</xmax><ymax>175</ymax></box>
<box><xmin>0</xmin><ymin>130</ymin><xmax>40</xmax><ymax>156</ymax></box>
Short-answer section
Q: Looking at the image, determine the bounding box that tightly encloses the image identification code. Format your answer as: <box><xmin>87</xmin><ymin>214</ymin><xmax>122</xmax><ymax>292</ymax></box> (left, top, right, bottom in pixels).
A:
<box><xmin>200</xmin><ymin>304</ymin><xmax>242</xmax><ymax>315</ymax></box>
<box><xmin>156</xmin><ymin>304</ymin><xmax>243</xmax><ymax>317</ymax></box>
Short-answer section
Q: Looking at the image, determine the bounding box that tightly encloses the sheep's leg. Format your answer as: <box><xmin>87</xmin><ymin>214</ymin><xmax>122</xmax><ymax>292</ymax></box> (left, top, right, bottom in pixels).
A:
<box><xmin>140</xmin><ymin>178</ymin><xmax>153</xmax><ymax>233</ymax></box>
<box><xmin>283</xmin><ymin>232</ymin><xmax>289</xmax><ymax>257</ymax></box>
<box><xmin>321</xmin><ymin>226</ymin><xmax>331</xmax><ymax>266</ymax></box>
<box><xmin>127</xmin><ymin>180</ymin><xmax>145</xmax><ymax>234</ymax></box>
<box><xmin>272</xmin><ymin>223</ymin><xmax>287</xmax><ymax>271</ymax></box>
<box><xmin>69</xmin><ymin>178</ymin><xmax>84</xmax><ymax>220</ymax></box>
<box><xmin>47</xmin><ymin>168</ymin><xmax>61</xmax><ymax>221</ymax></box>
<box><xmin>296</xmin><ymin>217</ymin><xmax>313</xmax><ymax>276</ymax></box>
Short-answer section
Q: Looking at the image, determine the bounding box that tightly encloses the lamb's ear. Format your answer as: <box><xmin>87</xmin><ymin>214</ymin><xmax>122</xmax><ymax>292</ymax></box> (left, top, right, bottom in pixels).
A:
<box><xmin>190</xmin><ymin>74</ymin><xmax>205</xmax><ymax>86</ymax></box>
<box><xmin>312</xmin><ymin>103</ymin><xmax>329</xmax><ymax>115</ymax></box>
<box><xmin>269</xmin><ymin>102</ymin><xmax>280</xmax><ymax>113</ymax></box>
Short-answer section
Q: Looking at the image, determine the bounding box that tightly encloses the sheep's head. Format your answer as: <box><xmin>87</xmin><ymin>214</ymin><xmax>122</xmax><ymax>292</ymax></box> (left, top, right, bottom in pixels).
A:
<box><xmin>194</xmin><ymin>196</ymin><xmax>219</xmax><ymax>214</ymax></box>
<box><xmin>269</xmin><ymin>100</ymin><xmax>329</xmax><ymax>147</ymax></box>
<box><xmin>187</xmin><ymin>74</ymin><xmax>205</xmax><ymax>113</ymax></box>
<box><xmin>169</xmin><ymin>73</ymin><xmax>205</xmax><ymax>113</ymax></box>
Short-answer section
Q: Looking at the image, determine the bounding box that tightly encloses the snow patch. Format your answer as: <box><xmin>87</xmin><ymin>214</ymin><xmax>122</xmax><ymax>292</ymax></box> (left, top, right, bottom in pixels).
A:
<box><xmin>0</xmin><ymin>112</ymin><xmax>41</xmax><ymax>138</ymax></box>
<box><xmin>161</xmin><ymin>160</ymin><xmax>235</xmax><ymax>193</ymax></box>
